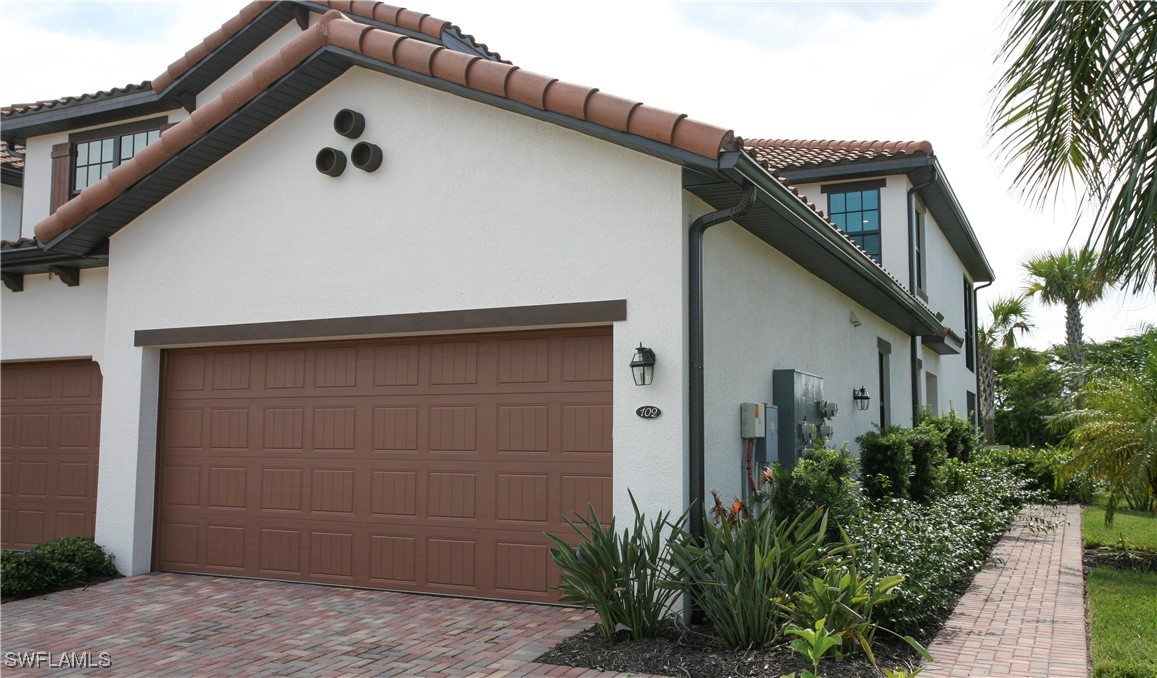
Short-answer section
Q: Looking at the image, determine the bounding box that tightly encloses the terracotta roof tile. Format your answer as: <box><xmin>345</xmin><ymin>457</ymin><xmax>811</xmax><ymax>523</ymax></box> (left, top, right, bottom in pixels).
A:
<box><xmin>1</xmin><ymin>139</ymin><xmax>25</xmax><ymax>171</ymax></box>
<box><xmin>744</xmin><ymin>138</ymin><xmax>934</xmax><ymax>172</ymax></box>
<box><xmin>34</xmin><ymin>11</ymin><xmax>734</xmax><ymax>247</ymax></box>
<box><xmin>0</xmin><ymin>82</ymin><xmax>152</xmax><ymax>118</ymax></box>
<box><xmin>151</xmin><ymin>1</ymin><xmax>456</xmax><ymax>94</ymax></box>
<box><xmin>0</xmin><ymin>237</ymin><xmax>37</xmax><ymax>250</ymax></box>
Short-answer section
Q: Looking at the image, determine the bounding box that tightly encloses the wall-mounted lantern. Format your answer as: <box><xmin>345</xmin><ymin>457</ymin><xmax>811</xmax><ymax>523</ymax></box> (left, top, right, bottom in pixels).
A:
<box><xmin>630</xmin><ymin>344</ymin><xmax>656</xmax><ymax>386</ymax></box>
<box><xmin>853</xmin><ymin>386</ymin><xmax>871</xmax><ymax>411</ymax></box>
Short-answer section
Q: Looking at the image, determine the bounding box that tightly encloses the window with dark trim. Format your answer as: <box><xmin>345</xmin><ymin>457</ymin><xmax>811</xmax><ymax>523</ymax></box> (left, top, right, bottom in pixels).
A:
<box><xmin>827</xmin><ymin>186</ymin><xmax>882</xmax><ymax>262</ymax></box>
<box><xmin>966</xmin><ymin>391</ymin><xmax>977</xmax><ymax>426</ymax></box>
<box><xmin>68</xmin><ymin>117</ymin><xmax>165</xmax><ymax>195</ymax></box>
<box><xmin>878</xmin><ymin>337</ymin><xmax>892</xmax><ymax>428</ymax></box>
<box><xmin>963</xmin><ymin>276</ymin><xmax>975</xmax><ymax>371</ymax></box>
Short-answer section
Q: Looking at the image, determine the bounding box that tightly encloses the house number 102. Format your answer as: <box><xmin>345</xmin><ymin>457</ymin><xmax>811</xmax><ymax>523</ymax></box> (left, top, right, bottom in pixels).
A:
<box><xmin>635</xmin><ymin>406</ymin><xmax>662</xmax><ymax>419</ymax></box>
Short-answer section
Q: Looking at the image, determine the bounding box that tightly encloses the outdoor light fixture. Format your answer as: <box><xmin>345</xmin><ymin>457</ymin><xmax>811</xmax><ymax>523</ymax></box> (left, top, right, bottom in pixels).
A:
<box><xmin>853</xmin><ymin>386</ymin><xmax>871</xmax><ymax>411</ymax></box>
<box><xmin>630</xmin><ymin>343</ymin><xmax>656</xmax><ymax>386</ymax></box>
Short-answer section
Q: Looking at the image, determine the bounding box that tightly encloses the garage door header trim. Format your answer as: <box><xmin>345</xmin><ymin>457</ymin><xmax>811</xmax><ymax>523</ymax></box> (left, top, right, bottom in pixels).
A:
<box><xmin>135</xmin><ymin>300</ymin><xmax>627</xmax><ymax>348</ymax></box>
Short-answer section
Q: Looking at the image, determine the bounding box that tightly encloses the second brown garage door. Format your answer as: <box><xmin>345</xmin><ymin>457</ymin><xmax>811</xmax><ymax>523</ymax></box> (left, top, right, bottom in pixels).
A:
<box><xmin>155</xmin><ymin>327</ymin><xmax>612</xmax><ymax>602</ymax></box>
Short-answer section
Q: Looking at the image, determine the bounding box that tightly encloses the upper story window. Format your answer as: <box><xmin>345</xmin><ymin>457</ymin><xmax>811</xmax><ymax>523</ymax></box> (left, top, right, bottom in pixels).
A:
<box><xmin>73</xmin><ymin>130</ymin><xmax>159</xmax><ymax>193</ymax></box>
<box><xmin>51</xmin><ymin>116</ymin><xmax>167</xmax><ymax>215</ymax></box>
<box><xmin>823</xmin><ymin>179</ymin><xmax>885</xmax><ymax>263</ymax></box>
<box><xmin>67</xmin><ymin>117</ymin><xmax>165</xmax><ymax>195</ymax></box>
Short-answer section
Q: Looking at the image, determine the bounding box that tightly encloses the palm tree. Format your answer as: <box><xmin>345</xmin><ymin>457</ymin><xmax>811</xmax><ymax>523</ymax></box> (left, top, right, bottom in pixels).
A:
<box><xmin>1022</xmin><ymin>248</ymin><xmax>1114</xmax><ymax>369</ymax></box>
<box><xmin>990</xmin><ymin>1</ymin><xmax>1156</xmax><ymax>292</ymax></box>
<box><xmin>1060</xmin><ymin>334</ymin><xmax>1157</xmax><ymax>524</ymax></box>
<box><xmin>978</xmin><ymin>295</ymin><xmax>1034</xmax><ymax>442</ymax></box>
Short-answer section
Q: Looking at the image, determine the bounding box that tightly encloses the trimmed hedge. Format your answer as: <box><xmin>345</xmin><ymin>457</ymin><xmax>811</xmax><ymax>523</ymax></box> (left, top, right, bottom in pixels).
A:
<box><xmin>1</xmin><ymin>537</ymin><xmax>119</xmax><ymax>599</ymax></box>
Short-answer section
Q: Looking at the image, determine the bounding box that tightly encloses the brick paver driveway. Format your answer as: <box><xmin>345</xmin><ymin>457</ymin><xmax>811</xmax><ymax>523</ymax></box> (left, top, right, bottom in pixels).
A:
<box><xmin>1</xmin><ymin>572</ymin><xmax>629</xmax><ymax>676</ymax></box>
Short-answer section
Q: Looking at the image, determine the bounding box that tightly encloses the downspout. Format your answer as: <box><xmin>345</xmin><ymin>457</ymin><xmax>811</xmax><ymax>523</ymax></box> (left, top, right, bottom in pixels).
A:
<box><xmin>689</xmin><ymin>182</ymin><xmax>756</xmax><ymax>543</ymax></box>
<box><xmin>907</xmin><ymin>168</ymin><xmax>936</xmax><ymax>424</ymax></box>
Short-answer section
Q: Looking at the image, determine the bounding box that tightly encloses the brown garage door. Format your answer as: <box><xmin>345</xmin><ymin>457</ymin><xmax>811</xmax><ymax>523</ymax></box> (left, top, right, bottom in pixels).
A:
<box><xmin>1</xmin><ymin>360</ymin><xmax>102</xmax><ymax>550</ymax></box>
<box><xmin>155</xmin><ymin>327</ymin><xmax>613</xmax><ymax>602</ymax></box>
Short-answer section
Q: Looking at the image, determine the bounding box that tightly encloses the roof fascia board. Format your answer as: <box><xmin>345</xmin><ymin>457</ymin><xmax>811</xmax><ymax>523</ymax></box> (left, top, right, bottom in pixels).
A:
<box><xmin>338</xmin><ymin>50</ymin><xmax>721</xmax><ymax>174</ymax></box>
<box><xmin>776</xmin><ymin>156</ymin><xmax>931</xmax><ymax>184</ymax></box>
<box><xmin>155</xmin><ymin>2</ymin><xmax>297</xmax><ymax>101</ymax></box>
<box><xmin>927</xmin><ymin>157</ymin><xmax>995</xmax><ymax>282</ymax></box>
<box><xmin>1</xmin><ymin>166</ymin><xmax>22</xmax><ymax>187</ymax></box>
<box><xmin>1</xmin><ymin>90</ymin><xmax>167</xmax><ymax>140</ymax></box>
<box><xmin>729</xmin><ymin>152</ymin><xmax>944</xmax><ymax>336</ymax></box>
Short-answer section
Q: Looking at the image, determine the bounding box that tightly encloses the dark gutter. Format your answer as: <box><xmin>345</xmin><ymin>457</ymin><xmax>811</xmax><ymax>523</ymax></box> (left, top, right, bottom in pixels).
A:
<box><xmin>688</xmin><ymin>182</ymin><xmax>756</xmax><ymax>545</ymax></box>
<box><xmin>1</xmin><ymin>165</ymin><xmax>22</xmax><ymax>187</ymax></box>
<box><xmin>0</xmin><ymin>89</ymin><xmax>169</xmax><ymax>140</ymax></box>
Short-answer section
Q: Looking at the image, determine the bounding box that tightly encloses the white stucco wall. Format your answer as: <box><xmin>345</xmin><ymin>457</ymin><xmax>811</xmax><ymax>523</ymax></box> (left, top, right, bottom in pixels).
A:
<box><xmin>96</xmin><ymin>67</ymin><xmax>688</xmax><ymax>574</ymax></box>
<box><xmin>1</xmin><ymin>268</ymin><xmax>108</xmax><ymax>364</ymax></box>
<box><xmin>694</xmin><ymin>194</ymin><xmax>912</xmax><ymax>502</ymax></box>
<box><xmin>2</xmin><ymin>183</ymin><xmax>21</xmax><ymax>241</ymax></box>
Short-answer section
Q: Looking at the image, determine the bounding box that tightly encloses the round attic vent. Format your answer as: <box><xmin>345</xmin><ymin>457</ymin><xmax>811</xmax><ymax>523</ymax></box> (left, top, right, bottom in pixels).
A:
<box><xmin>351</xmin><ymin>142</ymin><xmax>383</xmax><ymax>172</ymax></box>
<box><xmin>334</xmin><ymin>109</ymin><xmax>365</xmax><ymax>139</ymax></box>
<box><xmin>315</xmin><ymin>147</ymin><xmax>347</xmax><ymax>176</ymax></box>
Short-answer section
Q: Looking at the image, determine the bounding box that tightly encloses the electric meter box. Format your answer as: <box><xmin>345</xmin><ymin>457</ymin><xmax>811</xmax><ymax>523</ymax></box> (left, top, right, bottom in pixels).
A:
<box><xmin>739</xmin><ymin>403</ymin><xmax>766</xmax><ymax>439</ymax></box>
<box><xmin>772</xmin><ymin>369</ymin><xmax>826</xmax><ymax>468</ymax></box>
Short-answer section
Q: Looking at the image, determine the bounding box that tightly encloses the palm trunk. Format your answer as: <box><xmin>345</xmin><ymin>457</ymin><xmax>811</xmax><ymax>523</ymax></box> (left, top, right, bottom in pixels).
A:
<box><xmin>979</xmin><ymin>347</ymin><xmax>996</xmax><ymax>442</ymax></box>
<box><xmin>1065</xmin><ymin>300</ymin><xmax>1086</xmax><ymax>401</ymax></box>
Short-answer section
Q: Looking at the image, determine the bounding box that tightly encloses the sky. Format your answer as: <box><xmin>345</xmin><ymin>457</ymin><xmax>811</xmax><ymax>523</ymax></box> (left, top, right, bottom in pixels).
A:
<box><xmin>1</xmin><ymin>0</ymin><xmax>1153</xmax><ymax>348</ymax></box>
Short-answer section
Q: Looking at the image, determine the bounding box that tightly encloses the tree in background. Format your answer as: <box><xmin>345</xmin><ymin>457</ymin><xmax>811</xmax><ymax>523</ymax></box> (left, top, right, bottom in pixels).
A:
<box><xmin>978</xmin><ymin>294</ymin><xmax>1034</xmax><ymax>442</ymax></box>
<box><xmin>1022</xmin><ymin>247</ymin><xmax>1114</xmax><ymax>373</ymax></box>
<box><xmin>990</xmin><ymin>1</ymin><xmax>1156</xmax><ymax>291</ymax></box>
<box><xmin>1060</xmin><ymin>333</ymin><xmax>1157</xmax><ymax>523</ymax></box>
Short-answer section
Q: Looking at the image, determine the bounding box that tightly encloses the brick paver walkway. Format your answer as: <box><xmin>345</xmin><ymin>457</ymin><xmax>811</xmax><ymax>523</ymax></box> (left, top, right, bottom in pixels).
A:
<box><xmin>921</xmin><ymin>504</ymin><xmax>1088</xmax><ymax>678</ymax></box>
<box><xmin>1</xmin><ymin>572</ymin><xmax>642</xmax><ymax>677</ymax></box>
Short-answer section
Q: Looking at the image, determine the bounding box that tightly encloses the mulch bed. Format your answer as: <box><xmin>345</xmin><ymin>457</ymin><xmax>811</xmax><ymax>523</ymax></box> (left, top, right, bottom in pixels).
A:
<box><xmin>1082</xmin><ymin>547</ymin><xmax>1157</xmax><ymax>573</ymax></box>
<box><xmin>536</xmin><ymin>619</ymin><xmax>929</xmax><ymax>678</ymax></box>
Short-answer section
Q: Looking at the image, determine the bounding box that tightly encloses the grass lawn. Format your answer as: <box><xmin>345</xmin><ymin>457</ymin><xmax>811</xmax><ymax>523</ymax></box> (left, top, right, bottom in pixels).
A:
<box><xmin>1083</xmin><ymin>507</ymin><xmax>1157</xmax><ymax>549</ymax></box>
<box><xmin>1085</xmin><ymin>568</ymin><xmax>1157</xmax><ymax>678</ymax></box>
<box><xmin>1084</xmin><ymin>508</ymin><xmax>1157</xmax><ymax>677</ymax></box>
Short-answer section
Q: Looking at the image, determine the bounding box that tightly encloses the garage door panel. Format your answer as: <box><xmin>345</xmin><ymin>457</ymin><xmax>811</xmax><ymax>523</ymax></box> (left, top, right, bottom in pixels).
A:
<box><xmin>156</xmin><ymin>328</ymin><xmax>611</xmax><ymax>602</ymax></box>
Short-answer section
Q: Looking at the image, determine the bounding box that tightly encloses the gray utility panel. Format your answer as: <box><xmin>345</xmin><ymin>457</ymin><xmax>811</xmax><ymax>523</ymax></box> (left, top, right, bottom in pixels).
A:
<box><xmin>772</xmin><ymin>369</ymin><xmax>825</xmax><ymax>468</ymax></box>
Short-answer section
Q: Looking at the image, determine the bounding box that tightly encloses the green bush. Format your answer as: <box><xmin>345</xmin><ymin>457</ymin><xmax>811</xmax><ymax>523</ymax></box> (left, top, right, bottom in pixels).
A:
<box><xmin>547</xmin><ymin>493</ymin><xmax>684</xmax><ymax>641</ymax></box>
<box><xmin>858</xmin><ymin>429</ymin><xmax>913</xmax><ymax>501</ymax></box>
<box><xmin>1</xmin><ymin>537</ymin><xmax>119</xmax><ymax>599</ymax></box>
<box><xmin>847</xmin><ymin>462</ymin><xmax>1042</xmax><ymax>633</ymax></box>
<box><xmin>668</xmin><ymin>501</ymin><xmax>832</xmax><ymax>649</ymax></box>
<box><xmin>919</xmin><ymin>408</ymin><xmax>980</xmax><ymax>462</ymax></box>
<box><xmin>976</xmin><ymin>446</ymin><xmax>1098</xmax><ymax>504</ymax></box>
<box><xmin>908</xmin><ymin>425</ymin><xmax>947</xmax><ymax>504</ymax></box>
<box><xmin>769</xmin><ymin>441</ymin><xmax>861</xmax><ymax>533</ymax></box>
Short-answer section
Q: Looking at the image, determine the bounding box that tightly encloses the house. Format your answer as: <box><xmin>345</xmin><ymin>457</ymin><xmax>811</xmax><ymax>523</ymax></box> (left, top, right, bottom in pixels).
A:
<box><xmin>0</xmin><ymin>1</ymin><xmax>991</xmax><ymax>603</ymax></box>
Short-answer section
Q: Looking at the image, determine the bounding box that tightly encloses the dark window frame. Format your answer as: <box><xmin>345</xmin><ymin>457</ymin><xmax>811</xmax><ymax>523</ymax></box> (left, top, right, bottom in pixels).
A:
<box><xmin>824</xmin><ymin>180</ymin><xmax>885</xmax><ymax>263</ymax></box>
<box><xmin>963</xmin><ymin>276</ymin><xmax>975</xmax><ymax>371</ymax></box>
<box><xmin>69</xmin><ymin>117</ymin><xmax>166</xmax><ymax>195</ymax></box>
<box><xmin>877</xmin><ymin>337</ymin><xmax>892</xmax><ymax>429</ymax></box>
<box><xmin>914</xmin><ymin>206</ymin><xmax>927</xmax><ymax>300</ymax></box>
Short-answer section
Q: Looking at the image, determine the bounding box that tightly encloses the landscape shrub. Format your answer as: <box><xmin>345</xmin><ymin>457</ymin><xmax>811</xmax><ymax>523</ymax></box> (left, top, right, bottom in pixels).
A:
<box><xmin>857</xmin><ymin>428</ymin><xmax>913</xmax><ymax>501</ymax></box>
<box><xmin>976</xmin><ymin>446</ymin><xmax>1098</xmax><ymax>504</ymax></box>
<box><xmin>547</xmin><ymin>493</ymin><xmax>684</xmax><ymax>641</ymax></box>
<box><xmin>1</xmin><ymin>537</ymin><xmax>119</xmax><ymax>599</ymax></box>
<box><xmin>847</xmin><ymin>461</ymin><xmax>1043</xmax><ymax>633</ymax></box>
<box><xmin>668</xmin><ymin>499</ymin><xmax>832</xmax><ymax>649</ymax></box>
<box><xmin>768</xmin><ymin>440</ymin><xmax>861</xmax><ymax>533</ymax></box>
<box><xmin>908</xmin><ymin>425</ymin><xmax>947</xmax><ymax>504</ymax></box>
<box><xmin>918</xmin><ymin>408</ymin><xmax>979</xmax><ymax>462</ymax></box>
